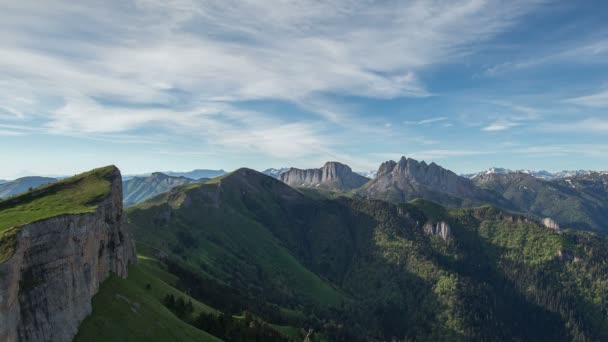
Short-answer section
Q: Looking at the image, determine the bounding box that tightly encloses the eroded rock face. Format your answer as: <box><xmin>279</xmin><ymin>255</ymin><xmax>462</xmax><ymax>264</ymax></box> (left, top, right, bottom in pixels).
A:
<box><xmin>542</xmin><ymin>217</ymin><xmax>561</xmax><ymax>231</ymax></box>
<box><xmin>0</xmin><ymin>168</ymin><xmax>137</xmax><ymax>342</ymax></box>
<box><xmin>279</xmin><ymin>162</ymin><xmax>370</xmax><ymax>190</ymax></box>
<box><xmin>423</xmin><ymin>221</ymin><xmax>452</xmax><ymax>241</ymax></box>
<box><xmin>361</xmin><ymin>156</ymin><xmax>508</xmax><ymax>207</ymax></box>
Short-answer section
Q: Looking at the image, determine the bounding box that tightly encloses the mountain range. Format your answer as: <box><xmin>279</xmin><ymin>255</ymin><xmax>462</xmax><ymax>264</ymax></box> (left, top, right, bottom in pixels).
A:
<box><xmin>0</xmin><ymin>176</ymin><xmax>58</xmax><ymax>199</ymax></box>
<box><xmin>122</xmin><ymin>169</ymin><xmax>227</xmax><ymax>181</ymax></box>
<box><xmin>125</xmin><ymin>167</ymin><xmax>608</xmax><ymax>340</ymax></box>
<box><xmin>122</xmin><ymin>172</ymin><xmax>206</xmax><ymax>207</ymax></box>
<box><xmin>463</xmin><ymin>167</ymin><xmax>605</xmax><ymax>180</ymax></box>
<box><xmin>1</xmin><ymin>164</ymin><xmax>607</xmax><ymax>341</ymax></box>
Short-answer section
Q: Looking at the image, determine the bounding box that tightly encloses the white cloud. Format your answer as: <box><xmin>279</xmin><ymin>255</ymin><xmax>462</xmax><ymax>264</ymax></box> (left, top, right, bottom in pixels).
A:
<box><xmin>0</xmin><ymin>0</ymin><xmax>544</xmax><ymax>167</ymax></box>
<box><xmin>481</xmin><ymin>121</ymin><xmax>520</xmax><ymax>131</ymax></box>
<box><xmin>418</xmin><ymin>117</ymin><xmax>449</xmax><ymax>125</ymax></box>
<box><xmin>565</xmin><ymin>90</ymin><xmax>608</xmax><ymax>107</ymax></box>
<box><xmin>404</xmin><ymin>116</ymin><xmax>449</xmax><ymax>125</ymax></box>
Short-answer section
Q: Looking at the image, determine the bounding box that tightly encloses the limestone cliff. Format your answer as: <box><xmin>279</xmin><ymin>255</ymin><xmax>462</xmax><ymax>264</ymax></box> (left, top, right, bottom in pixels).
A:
<box><xmin>360</xmin><ymin>156</ymin><xmax>511</xmax><ymax>208</ymax></box>
<box><xmin>423</xmin><ymin>221</ymin><xmax>452</xmax><ymax>241</ymax></box>
<box><xmin>0</xmin><ymin>166</ymin><xmax>136</xmax><ymax>342</ymax></box>
<box><xmin>279</xmin><ymin>161</ymin><xmax>369</xmax><ymax>190</ymax></box>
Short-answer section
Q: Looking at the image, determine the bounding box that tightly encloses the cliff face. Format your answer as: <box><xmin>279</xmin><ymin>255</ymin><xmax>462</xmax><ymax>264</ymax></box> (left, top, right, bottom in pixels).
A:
<box><xmin>360</xmin><ymin>156</ymin><xmax>509</xmax><ymax>207</ymax></box>
<box><xmin>0</xmin><ymin>167</ymin><xmax>136</xmax><ymax>342</ymax></box>
<box><xmin>279</xmin><ymin>162</ymin><xmax>369</xmax><ymax>190</ymax></box>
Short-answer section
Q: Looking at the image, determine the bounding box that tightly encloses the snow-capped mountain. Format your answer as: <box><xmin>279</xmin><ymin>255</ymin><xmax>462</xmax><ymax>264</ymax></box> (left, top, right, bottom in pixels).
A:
<box><xmin>464</xmin><ymin>168</ymin><xmax>601</xmax><ymax>180</ymax></box>
<box><xmin>356</xmin><ymin>170</ymin><xmax>378</xmax><ymax>179</ymax></box>
<box><xmin>262</xmin><ymin>168</ymin><xmax>289</xmax><ymax>178</ymax></box>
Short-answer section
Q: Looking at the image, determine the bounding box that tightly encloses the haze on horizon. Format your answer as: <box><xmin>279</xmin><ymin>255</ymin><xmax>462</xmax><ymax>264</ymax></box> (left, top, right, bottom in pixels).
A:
<box><xmin>1</xmin><ymin>1</ymin><xmax>608</xmax><ymax>179</ymax></box>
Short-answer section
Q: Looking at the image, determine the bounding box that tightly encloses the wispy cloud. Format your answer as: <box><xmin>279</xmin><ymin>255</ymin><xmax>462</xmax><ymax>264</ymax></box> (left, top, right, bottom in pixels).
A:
<box><xmin>404</xmin><ymin>116</ymin><xmax>449</xmax><ymax>125</ymax></box>
<box><xmin>0</xmin><ymin>1</ymin><xmax>542</xmax><ymax>126</ymax></box>
<box><xmin>484</xmin><ymin>38</ymin><xmax>608</xmax><ymax>76</ymax></box>
<box><xmin>565</xmin><ymin>89</ymin><xmax>608</xmax><ymax>107</ymax></box>
<box><xmin>481</xmin><ymin>121</ymin><xmax>520</xmax><ymax>131</ymax></box>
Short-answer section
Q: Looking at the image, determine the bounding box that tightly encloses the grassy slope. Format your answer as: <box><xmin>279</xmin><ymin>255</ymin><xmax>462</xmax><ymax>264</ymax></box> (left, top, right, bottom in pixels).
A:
<box><xmin>129</xmin><ymin>171</ymin><xmax>346</xmax><ymax>311</ymax></box>
<box><xmin>0</xmin><ymin>165</ymin><xmax>116</xmax><ymax>263</ymax></box>
<box><xmin>130</xmin><ymin>195</ymin><xmax>345</xmax><ymax>308</ymax></box>
<box><xmin>75</xmin><ymin>257</ymin><xmax>221</xmax><ymax>342</ymax></box>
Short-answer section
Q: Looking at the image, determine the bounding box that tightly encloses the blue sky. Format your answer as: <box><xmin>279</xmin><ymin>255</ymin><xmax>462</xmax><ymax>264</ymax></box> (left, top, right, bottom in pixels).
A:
<box><xmin>1</xmin><ymin>1</ymin><xmax>608</xmax><ymax>179</ymax></box>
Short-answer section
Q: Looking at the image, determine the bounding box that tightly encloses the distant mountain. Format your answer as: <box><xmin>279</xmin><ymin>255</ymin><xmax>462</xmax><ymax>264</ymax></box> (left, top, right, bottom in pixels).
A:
<box><xmin>464</xmin><ymin>167</ymin><xmax>602</xmax><ymax>180</ymax></box>
<box><xmin>0</xmin><ymin>180</ymin><xmax>6</xmax><ymax>185</ymax></box>
<box><xmin>262</xmin><ymin>167</ymin><xmax>289</xmax><ymax>178</ymax></box>
<box><xmin>163</xmin><ymin>169</ymin><xmax>226</xmax><ymax>180</ymax></box>
<box><xmin>279</xmin><ymin>161</ymin><xmax>370</xmax><ymax>190</ymax></box>
<box><xmin>360</xmin><ymin>156</ymin><xmax>511</xmax><ymax>208</ymax></box>
<box><xmin>123</xmin><ymin>172</ymin><xmax>203</xmax><ymax>206</ymax></box>
<box><xmin>356</xmin><ymin>170</ymin><xmax>377</xmax><ymax>179</ymax></box>
<box><xmin>472</xmin><ymin>171</ymin><xmax>608</xmax><ymax>232</ymax></box>
<box><xmin>0</xmin><ymin>176</ymin><xmax>58</xmax><ymax>199</ymax></box>
<box><xmin>123</xmin><ymin>169</ymin><xmax>227</xmax><ymax>181</ymax></box>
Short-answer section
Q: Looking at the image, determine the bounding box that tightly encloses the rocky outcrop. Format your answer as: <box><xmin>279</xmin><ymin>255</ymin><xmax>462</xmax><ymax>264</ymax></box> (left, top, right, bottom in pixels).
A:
<box><xmin>542</xmin><ymin>218</ymin><xmax>561</xmax><ymax>231</ymax></box>
<box><xmin>0</xmin><ymin>167</ymin><xmax>137</xmax><ymax>342</ymax></box>
<box><xmin>279</xmin><ymin>162</ymin><xmax>370</xmax><ymax>190</ymax></box>
<box><xmin>423</xmin><ymin>221</ymin><xmax>452</xmax><ymax>241</ymax></box>
<box><xmin>360</xmin><ymin>156</ymin><xmax>508</xmax><ymax>207</ymax></box>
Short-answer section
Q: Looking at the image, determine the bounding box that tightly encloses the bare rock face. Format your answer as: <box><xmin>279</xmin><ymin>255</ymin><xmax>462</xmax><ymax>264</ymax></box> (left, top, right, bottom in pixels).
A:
<box><xmin>279</xmin><ymin>162</ymin><xmax>370</xmax><ymax>190</ymax></box>
<box><xmin>360</xmin><ymin>156</ymin><xmax>508</xmax><ymax>207</ymax></box>
<box><xmin>542</xmin><ymin>217</ymin><xmax>561</xmax><ymax>231</ymax></box>
<box><xmin>423</xmin><ymin>221</ymin><xmax>452</xmax><ymax>241</ymax></box>
<box><xmin>0</xmin><ymin>167</ymin><xmax>137</xmax><ymax>342</ymax></box>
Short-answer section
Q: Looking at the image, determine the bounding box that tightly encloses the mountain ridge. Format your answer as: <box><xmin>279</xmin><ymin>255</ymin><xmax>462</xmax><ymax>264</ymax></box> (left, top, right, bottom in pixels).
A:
<box><xmin>279</xmin><ymin>161</ymin><xmax>369</xmax><ymax>190</ymax></box>
<box><xmin>124</xmin><ymin>167</ymin><xmax>608</xmax><ymax>341</ymax></box>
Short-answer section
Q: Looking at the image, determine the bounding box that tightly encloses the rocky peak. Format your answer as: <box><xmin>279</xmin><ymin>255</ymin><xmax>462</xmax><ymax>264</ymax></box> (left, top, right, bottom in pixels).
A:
<box><xmin>361</xmin><ymin>156</ymin><xmax>508</xmax><ymax>208</ymax></box>
<box><xmin>377</xmin><ymin>160</ymin><xmax>397</xmax><ymax>177</ymax></box>
<box><xmin>279</xmin><ymin>162</ymin><xmax>369</xmax><ymax>190</ymax></box>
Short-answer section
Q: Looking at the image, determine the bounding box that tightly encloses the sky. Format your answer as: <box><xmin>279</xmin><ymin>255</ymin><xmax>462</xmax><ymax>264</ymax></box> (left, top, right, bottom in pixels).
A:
<box><xmin>1</xmin><ymin>0</ymin><xmax>608</xmax><ymax>179</ymax></box>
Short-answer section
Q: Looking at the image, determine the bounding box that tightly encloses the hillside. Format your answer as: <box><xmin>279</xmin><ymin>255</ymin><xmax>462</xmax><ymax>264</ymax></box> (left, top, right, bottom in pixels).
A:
<box><xmin>473</xmin><ymin>171</ymin><xmax>608</xmax><ymax>232</ymax></box>
<box><xmin>123</xmin><ymin>172</ymin><xmax>203</xmax><ymax>206</ymax></box>
<box><xmin>126</xmin><ymin>168</ymin><xmax>608</xmax><ymax>341</ymax></box>
<box><xmin>75</xmin><ymin>257</ymin><xmax>221</xmax><ymax>342</ymax></box>
<box><xmin>0</xmin><ymin>176</ymin><xmax>57</xmax><ymax>199</ymax></box>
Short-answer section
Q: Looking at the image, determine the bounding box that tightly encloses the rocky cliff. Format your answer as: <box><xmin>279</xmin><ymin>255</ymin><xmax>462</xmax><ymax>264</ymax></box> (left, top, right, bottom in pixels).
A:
<box><xmin>279</xmin><ymin>162</ymin><xmax>369</xmax><ymax>190</ymax></box>
<box><xmin>423</xmin><ymin>221</ymin><xmax>452</xmax><ymax>241</ymax></box>
<box><xmin>0</xmin><ymin>166</ymin><xmax>136</xmax><ymax>342</ymax></box>
<box><xmin>360</xmin><ymin>156</ymin><xmax>509</xmax><ymax>207</ymax></box>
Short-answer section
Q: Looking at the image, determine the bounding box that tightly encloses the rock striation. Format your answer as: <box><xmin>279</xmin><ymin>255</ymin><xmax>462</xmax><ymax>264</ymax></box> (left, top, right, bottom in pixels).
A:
<box><xmin>360</xmin><ymin>156</ymin><xmax>508</xmax><ymax>207</ymax></box>
<box><xmin>279</xmin><ymin>162</ymin><xmax>370</xmax><ymax>190</ymax></box>
<box><xmin>0</xmin><ymin>167</ymin><xmax>136</xmax><ymax>342</ymax></box>
<box><xmin>423</xmin><ymin>221</ymin><xmax>452</xmax><ymax>241</ymax></box>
